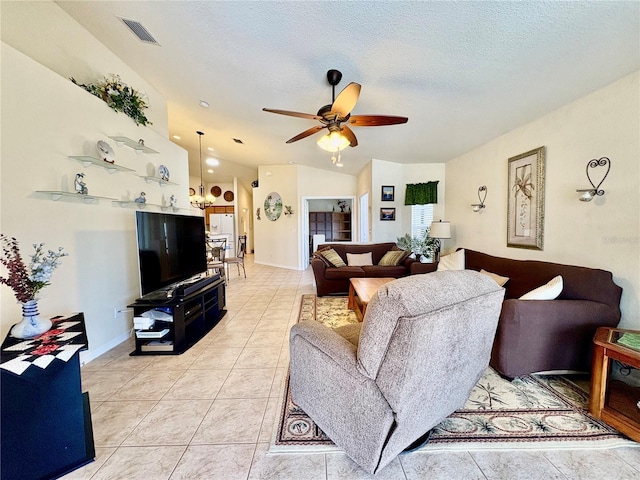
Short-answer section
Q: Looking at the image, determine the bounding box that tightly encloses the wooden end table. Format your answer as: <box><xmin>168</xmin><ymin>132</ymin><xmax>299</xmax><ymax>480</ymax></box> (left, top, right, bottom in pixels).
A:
<box><xmin>590</xmin><ymin>327</ymin><xmax>640</xmax><ymax>442</ymax></box>
<box><xmin>348</xmin><ymin>277</ymin><xmax>395</xmax><ymax>322</ymax></box>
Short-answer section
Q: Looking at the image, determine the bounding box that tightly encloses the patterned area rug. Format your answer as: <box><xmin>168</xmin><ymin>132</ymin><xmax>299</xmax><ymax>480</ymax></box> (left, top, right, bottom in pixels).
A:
<box><xmin>271</xmin><ymin>294</ymin><xmax>637</xmax><ymax>453</ymax></box>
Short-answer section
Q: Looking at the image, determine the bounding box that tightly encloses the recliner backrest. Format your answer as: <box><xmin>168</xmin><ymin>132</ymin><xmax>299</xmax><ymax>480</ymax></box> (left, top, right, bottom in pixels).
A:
<box><xmin>357</xmin><ymin>271</ymin><xmax>505</xmax><ymax>415</ymax></box>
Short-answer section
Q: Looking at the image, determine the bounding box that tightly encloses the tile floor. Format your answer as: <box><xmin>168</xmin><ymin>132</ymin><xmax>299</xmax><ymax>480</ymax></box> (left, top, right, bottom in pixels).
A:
<box><xmin>66</xmin><ymin>256</ymin><xmax>640</xmax><ymax>479</ymax></box>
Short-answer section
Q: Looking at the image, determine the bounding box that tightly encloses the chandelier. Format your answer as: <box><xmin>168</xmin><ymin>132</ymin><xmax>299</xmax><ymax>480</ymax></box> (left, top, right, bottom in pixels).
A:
<box><xmin>189</xmin><ymin>130</ymin><xmax>216</xmax><ymax>209</ymax></box>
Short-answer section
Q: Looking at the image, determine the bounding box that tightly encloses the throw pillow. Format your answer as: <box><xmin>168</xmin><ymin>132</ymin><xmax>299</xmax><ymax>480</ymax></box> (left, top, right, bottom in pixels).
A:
<box><xmin>320</xmin><ymin>248</ymin><xmax>347</xmax><ymax>268</ymax></box>
<box><xmin>480</xmin><ymin>269</ymin><xmax>510</xmax><ymax>287</ymax></box>
<box><xmin>437</xmin><ymin>249</ymin><xmax>465</xmax><ymax>271</ymax></box>
<box><xmin>519</xmin><ymin>275</ymin><xmax>563</xmax><ymax>300</ymax></box>
<box><xmin>347</xmin><ymin>252</ymin><xmax>373</xmax><ymax>267</ymax></box>
<box><xmin>312</xmin><ymin>251</ymin><xmax>333</xmax><ymax>267</ymax></box>
<box><xmin>378</xmin><ymin>250</ymin><xmax>409</xmax><ymax>266</ymax></box>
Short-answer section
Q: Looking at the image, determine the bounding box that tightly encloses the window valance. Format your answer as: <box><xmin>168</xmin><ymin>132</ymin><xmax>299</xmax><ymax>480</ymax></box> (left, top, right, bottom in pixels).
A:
<box><xmin>404</xmin><ymin>181</ymin><xmax>439</xmax><ymax>205</ymax></box>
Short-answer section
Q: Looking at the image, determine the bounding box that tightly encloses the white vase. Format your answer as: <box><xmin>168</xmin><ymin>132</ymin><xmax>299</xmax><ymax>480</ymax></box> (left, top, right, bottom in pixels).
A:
<box><xmin>10</xmin><ymin>300</ymin><xmax>52</xmax><ymax>339</ymax></box>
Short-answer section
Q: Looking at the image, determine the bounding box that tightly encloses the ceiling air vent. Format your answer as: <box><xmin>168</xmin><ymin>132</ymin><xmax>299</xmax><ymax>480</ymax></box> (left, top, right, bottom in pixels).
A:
<box><xmin>120</xmin><ymin>18</ymin><xmax>160</xmax><ymax>46</ymax></box>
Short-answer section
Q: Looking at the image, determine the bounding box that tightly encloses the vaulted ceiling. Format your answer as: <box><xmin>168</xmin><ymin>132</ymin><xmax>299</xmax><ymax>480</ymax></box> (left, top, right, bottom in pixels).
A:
<box><xmin>57</xmin><ymin>1</ymin><xmax>640</xmax><ymax>187</ymax></box>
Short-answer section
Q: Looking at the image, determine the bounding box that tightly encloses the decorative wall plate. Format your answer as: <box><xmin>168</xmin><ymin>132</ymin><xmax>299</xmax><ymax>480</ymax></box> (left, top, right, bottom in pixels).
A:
<box><xmin>189</xmin><ymin>187</ymin><xmax>196</xmax><ymax>196</ymax></box>
<box><xmin>224</xmin><ymin>190</ymin><xmax>234</xmax><ymax>202</ymax></box>
<box><xmin>211</xmin><ymin>186</ymin><xmax>222</xmax><ymax>197</ymax></box>
<box><xmin>264</xmin><ymin>192</ymin><xmax>283</xmax><ymax>221</ymax></box>
<box><xmin>158</xmin><ymin>165</ymin><xmax>170</xmax><ymax>181</ymax></box>
<box><xmin>96</xmin><ymin>140</ymin><xmax>115</xmax><ymax>164</ymax></box>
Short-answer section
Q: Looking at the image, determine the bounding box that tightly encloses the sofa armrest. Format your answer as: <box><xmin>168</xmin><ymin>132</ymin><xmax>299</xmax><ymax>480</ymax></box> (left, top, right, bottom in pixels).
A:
<box><xmin>409</xmin><ymin>262</ymin><xmax>438</xmax><ymax>275</ymax></box>
<box><xmin>492</xmin><ymin>299</ymin><xmax>620</xmax><ymax>378</ymax></box>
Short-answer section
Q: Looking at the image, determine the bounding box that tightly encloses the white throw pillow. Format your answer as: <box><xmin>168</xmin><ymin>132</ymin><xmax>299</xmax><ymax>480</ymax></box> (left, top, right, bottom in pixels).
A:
<box><xmin>346</xmin><ymin>252</ymin><xmax>373</xmax><ymax>267</ymax></box>
<box><xmin>480</xmin><ymin>269</ymin><xmax>510</xmax><ymax>287</ymax></box>
<box><xmin>519</xmin><ymin>275</ymin><xmax>563</xmax><ymax>300</ymax></box>
<box><xmin>437</xmin><ymin>249</ymin><xmax>465</xmax><ymax>271</ymax></box>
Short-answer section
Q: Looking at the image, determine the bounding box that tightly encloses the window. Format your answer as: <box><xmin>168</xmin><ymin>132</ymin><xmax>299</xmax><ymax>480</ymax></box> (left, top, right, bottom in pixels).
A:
<box><xmin>411</xmin><ymin>204</ymin><xmax>434</xmax><ymax>239</ymax></box>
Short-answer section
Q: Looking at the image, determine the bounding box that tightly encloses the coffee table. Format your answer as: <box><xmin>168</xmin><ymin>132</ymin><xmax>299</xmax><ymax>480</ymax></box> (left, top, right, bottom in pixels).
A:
<box><xmin>590</xmin><ymin>327</ymin><xmax>640</xmax><ymax>442</ymax></box>
<box><xmin>348</xmin><ymin>277</ymin><xmax>395</xmax><ymax>321</ymax></box>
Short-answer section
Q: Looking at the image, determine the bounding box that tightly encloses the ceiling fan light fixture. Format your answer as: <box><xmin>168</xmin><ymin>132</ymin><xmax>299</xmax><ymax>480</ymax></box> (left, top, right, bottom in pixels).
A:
<box><xmin>317</xmin><ymin>131</ymin><xmax>350</xmax><ymax>152</ymax></box>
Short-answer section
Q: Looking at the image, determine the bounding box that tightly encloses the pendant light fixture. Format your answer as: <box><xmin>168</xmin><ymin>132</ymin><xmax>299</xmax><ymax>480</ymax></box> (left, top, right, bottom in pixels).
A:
<box><xmin>189</xmin><ymin>130</ymin><xmax>216</xmax><ymax>209</ymax></box>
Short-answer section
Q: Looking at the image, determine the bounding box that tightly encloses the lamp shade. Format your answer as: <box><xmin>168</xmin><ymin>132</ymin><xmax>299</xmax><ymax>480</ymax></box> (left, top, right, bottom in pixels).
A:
<box><xmin>429</xmin><ymin>220</ymin><xmax>451</xmax><ymax>239</ymax></box>
<box><xmin>317</xmin><ymin>131</ymin><xmax>351</xmax><ymax>152</ymax></box>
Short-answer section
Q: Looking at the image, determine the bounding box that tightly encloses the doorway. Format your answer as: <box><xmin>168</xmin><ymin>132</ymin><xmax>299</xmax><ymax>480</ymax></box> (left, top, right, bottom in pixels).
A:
<box><xmin>359</xmin><ymin>192</ymin><xmax>369</xmax><ymax>242</ymax></box>
<box><xmin>301</xmin><ymin>196</ymin><xmax>356</xmax><ymax>267</ymax></box>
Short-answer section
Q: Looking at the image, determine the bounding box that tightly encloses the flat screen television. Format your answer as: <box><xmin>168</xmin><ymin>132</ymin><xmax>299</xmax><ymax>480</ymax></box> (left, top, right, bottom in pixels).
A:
<box><xmin>135</xmin><ymin>211</ymin><xmax>207</xmax><ymax>295</ymax></box>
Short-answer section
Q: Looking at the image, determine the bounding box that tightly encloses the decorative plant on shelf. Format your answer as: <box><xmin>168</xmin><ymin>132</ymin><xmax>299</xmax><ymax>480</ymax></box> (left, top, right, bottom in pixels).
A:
<box><xmin>396</xmin><ymin>228</ymin><xmax>439</xmax><ymax>262</ymax></box>
<box><xmin>70</xmin><ymin>74</ymin><xmax>152</xmax><ymax>126</ymax></box>
<box><xmin>0</xmin><ymin>235</ymin><xmax>68</xmax><ymax>338</ymax></box>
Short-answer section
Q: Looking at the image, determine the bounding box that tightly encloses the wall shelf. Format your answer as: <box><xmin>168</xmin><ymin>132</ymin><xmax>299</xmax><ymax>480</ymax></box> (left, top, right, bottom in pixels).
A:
<box><xmin>113</xmin><ymin>201</ymin><xmax>181</xmax><ymax>212</ymax></box>
<box><xmin>68</xmin><ymin>155</ymin><xmax>135</xmax><ymax>174</ymax></box>
<box><xmin>36</xmin><ymin>190</ymin><xmax>116</xmax><ymax>203</ymax></box>
<box><xmin>141</xmin><ymin>176</ymin><xmax>177</xmax><ymax>187</ymax></box>
<box><xmin>108</xmin><ymin>136</ymin><xmax>159</xmax><ymax>154</ymax></box>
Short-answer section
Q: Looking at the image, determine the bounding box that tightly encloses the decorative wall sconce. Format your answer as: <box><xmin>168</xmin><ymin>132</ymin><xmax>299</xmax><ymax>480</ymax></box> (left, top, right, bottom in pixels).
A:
<box><xmin>471</xmin><ymin>186</ymin><xmax>487</xmax><ymax>212</ymax></box>
<box><xmin>576</xmin><ymin>157</ymin><xmax>611</xmax><ymax>202</ymax></box>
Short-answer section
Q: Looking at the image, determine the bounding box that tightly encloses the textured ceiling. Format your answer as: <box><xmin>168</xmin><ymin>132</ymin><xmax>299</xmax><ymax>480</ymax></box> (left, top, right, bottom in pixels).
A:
<box><xmin>56</xmin><ymin>1</ymin><xmax>640</xmax><ymax>186</ymax></box>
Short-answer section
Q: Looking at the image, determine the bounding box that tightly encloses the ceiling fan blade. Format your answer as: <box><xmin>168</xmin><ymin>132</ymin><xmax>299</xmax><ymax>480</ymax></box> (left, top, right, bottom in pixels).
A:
<box><xmin>263</xmin><ymin>108</ymin><xmax>322</xmax><ymax>121</ymax></box>
<box><xmin>331</xmin><ymin>82</ymin><xmax>361</xmax><ymax>117</ymax></box>
<box><xmin>348</xmin><ymin>115</ymin><xmax>409</xmax><ymax>126</ymax></box>
<box><xmin>285</xmin><ymin>125</ymin><xmax>327</xmax><ymax>143</ymax></box>
<box><xmin>341</xmin><ymin>125</ymin><xmax>358</xmax><ymax>148</ymax></box>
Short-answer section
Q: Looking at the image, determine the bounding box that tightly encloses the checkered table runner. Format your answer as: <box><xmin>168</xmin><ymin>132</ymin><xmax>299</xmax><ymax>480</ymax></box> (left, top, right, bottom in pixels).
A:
<box><xmin>1</xmin><ymin>313</ymin><xmax>88</xmax><ymax>378</ymax></box>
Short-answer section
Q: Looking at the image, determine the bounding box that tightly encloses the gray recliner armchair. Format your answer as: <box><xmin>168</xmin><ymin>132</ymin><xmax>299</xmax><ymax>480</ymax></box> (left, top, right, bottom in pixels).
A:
<box><xmin>289</xmin><ymin>270</ymin><xmax>505</xmax><ymax>474</ymax></box>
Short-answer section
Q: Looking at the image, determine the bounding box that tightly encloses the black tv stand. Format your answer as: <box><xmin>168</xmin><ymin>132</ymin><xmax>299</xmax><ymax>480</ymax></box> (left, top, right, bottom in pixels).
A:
<box><xmin>128</xmin><ymin>276</ymin><xmax>225</xmax><ymax>355</ymax></box>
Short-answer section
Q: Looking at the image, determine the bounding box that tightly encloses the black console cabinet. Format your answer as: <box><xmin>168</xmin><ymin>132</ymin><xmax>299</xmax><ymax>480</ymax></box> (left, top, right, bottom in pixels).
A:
<box><xmin>128</xmin><ymin>277</ymin><xmax>226</xmax><ymax>355</ymax></box>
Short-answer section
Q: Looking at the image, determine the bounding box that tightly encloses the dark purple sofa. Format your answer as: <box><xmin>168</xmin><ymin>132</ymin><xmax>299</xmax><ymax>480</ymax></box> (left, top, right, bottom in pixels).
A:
<box><xmin>311</xmin><ymin>242</ymin><xmax>416</xmax><ymax>296</ymax></box>
<box><xmin>463</xmin><ymin>249</ymin><xmax>622</xmax><ymax>378</ymax></box>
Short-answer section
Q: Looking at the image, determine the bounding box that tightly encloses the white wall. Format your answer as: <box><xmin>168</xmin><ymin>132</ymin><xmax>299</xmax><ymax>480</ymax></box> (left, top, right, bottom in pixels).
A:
<box><xmin>0</xmin><ymin>1</ymin><xmax>169</xmax><ymax>137</ymax></box>
<box><xmin>367</xmin><ymin>159</ymin><xmax>446</xmax><ymax>245</ymax></box>
<box><xmin>446</xmin><ymin>72</ymin><xmax>640</xmax><ymax>328</ymax></box>
<box><xmin>1</xmin><ymin>43</ymin><xmax>188</xmax><ymax>360</ymax></box>
<box><xmin>252</xmin><ymin>165</ymin><xmax>357</xmax><ymax>269</ymax></box>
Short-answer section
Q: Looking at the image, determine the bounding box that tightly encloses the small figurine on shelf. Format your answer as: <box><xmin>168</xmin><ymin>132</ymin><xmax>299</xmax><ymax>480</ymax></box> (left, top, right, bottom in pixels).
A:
<box><xmin>138</xmin><ymin>138</ymin><xmax>145</xmax><ymax>146</ymax></box>
<box><xmin>169</xmin><ymin>195</ymin><xmax>177</xmax><ymax>207</ymax></box>
<box><xmin>135</xmin><ymin>192</ymin><xmax>147</xmax><ymax>204</ymax></box>
<box><xmin>74</xmin><ymin>173</ymin><xmax>88</xmax><ymax>195</ymax></box>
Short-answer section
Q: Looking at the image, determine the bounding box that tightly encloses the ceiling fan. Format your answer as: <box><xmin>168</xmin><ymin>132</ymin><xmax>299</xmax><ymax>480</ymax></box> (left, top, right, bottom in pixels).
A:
<box><xmin>263</xmin><ymin>69</ymin><xmax>408</xmax><ymax>151</ymax></box>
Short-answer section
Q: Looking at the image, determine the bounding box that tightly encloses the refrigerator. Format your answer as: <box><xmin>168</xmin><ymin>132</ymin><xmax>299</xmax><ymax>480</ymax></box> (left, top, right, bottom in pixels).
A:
<box><xmin>209</xmin><ymin>214</ymin><xmax>235</xmax><ymax>257</ymax></box>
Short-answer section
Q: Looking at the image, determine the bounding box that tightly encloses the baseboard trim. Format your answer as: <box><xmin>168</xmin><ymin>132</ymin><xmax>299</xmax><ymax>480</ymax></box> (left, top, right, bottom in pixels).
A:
<box><xmin>254</xmin><ymin>260</ymin><xmax>305</xmax><ymax>271</ymax></box>
<box><xmin>79</xmin><ymin>331</ymin><xmax>130</xmax><ymax>366</ymax></box>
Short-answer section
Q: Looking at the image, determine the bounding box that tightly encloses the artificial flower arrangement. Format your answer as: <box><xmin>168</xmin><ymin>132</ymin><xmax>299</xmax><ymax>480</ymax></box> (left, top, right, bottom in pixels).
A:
<box><xmin>0</xmin><ymin>234</ymin><xmax>68</xmax><ymax>303</ymax></box>
<box><xmin>70</xmin><ymin>73</ymin><xmax>152</xmax><ymax>126</ymax></box>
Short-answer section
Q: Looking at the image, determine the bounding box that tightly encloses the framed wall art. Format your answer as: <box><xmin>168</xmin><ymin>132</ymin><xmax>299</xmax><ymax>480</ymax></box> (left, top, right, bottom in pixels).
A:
<box><xmin>381</xmin><ymin>185</ymin><xmax>395</xmax><ymax>201</ymax></box>
<box><xmin>507</xmin><ymin>146</ymin><xmax>545</xmax><ymax>250</ymax></box>
<box><xmin>380</xmin><ymin>207</ymin><xmax>396</xmax><ymax>221</ymax></box>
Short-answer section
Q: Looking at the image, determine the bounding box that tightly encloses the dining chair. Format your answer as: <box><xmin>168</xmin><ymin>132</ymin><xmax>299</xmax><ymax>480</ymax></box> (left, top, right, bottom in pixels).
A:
<box><xmin>224</xmin><ymin>235</ymin><xmax>246</xmax><ymax>280</ymax></box>
<box><xmin>207</xmin><ymin>237</ymin><xmax>227</xmax><ymax>283</ymax></box>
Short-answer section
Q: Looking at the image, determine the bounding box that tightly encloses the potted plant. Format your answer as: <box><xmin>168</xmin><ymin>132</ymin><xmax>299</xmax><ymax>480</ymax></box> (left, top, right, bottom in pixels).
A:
<box><xmin>396</xmin><ymin>229</ymin><xmax>439</xmax><ymax>263</ymax></box>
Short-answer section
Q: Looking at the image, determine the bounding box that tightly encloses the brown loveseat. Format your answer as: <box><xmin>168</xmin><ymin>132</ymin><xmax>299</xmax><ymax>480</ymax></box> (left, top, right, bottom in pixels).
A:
<box><xmin>463</xmin><ymin>249</ymin><xmax>622</xmax><ymax>378</ymax></box>
<box><xmin>312</xmin><ymin>242</ymin><xmax>416</xmax><ymax>296</ymax></box>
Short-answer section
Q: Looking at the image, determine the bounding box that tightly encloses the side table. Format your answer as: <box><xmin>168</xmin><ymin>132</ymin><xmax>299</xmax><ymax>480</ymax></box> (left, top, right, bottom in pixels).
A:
<box><xmin>589</xmin><ymin>326</ymin><xmax>640</xmax><ymax>442</ymax></box>
<box><xmin>1</xmin><ymin>313</ymin><xmax>95</xmax><ymax>480</ymax></box>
